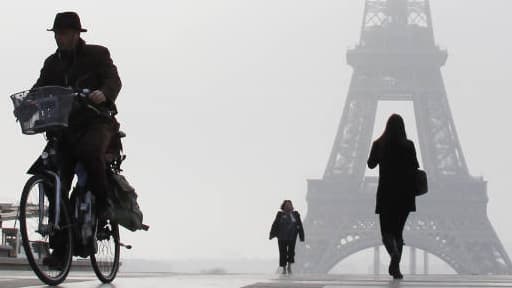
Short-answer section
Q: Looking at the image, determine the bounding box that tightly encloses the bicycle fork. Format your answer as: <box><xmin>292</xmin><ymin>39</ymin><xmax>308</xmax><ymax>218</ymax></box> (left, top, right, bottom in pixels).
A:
<box><xmin>36</xmin><ymin>171</ymin><xmax>62</xmax><ymax>235</ymax></box>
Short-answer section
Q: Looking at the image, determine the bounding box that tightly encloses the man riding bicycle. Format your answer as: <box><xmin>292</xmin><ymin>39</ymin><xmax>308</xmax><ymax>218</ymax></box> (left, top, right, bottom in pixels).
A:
<box><xmin>33</xmin><ymin>11</ymin><xmax>122</xmax><ymax>266</ymax></box>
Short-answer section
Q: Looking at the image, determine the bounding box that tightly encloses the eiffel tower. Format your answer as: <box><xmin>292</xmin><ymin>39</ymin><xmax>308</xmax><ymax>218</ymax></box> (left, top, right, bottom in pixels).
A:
<box><xmin>296</xmin><ymin>0</ymin><xmax>512</xmax><ymax>274</ymax></box>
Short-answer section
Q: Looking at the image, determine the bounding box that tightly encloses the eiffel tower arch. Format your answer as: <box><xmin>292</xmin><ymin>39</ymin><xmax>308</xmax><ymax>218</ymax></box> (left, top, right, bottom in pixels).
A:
<box><xmin>296</xmin><ymin>0</ymin><xmax>512</xmax><ymax>274</ymax></box>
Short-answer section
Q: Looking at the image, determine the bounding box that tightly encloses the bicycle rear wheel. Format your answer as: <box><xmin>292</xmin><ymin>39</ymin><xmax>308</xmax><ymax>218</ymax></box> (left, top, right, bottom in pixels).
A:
<box><xmin>90</xmin><ymin>220</ymin><xmax>120</xmax><ymax>283</ymax></box>
<box><xmin>19</xmin><ymin>175</ymin><xmax>73</xmax><ymax>286</ymax></box>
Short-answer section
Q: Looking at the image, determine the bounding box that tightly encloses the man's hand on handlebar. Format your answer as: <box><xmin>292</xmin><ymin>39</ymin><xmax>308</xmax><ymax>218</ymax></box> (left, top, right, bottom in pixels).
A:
<box><xmin>89</xmin><ymin>90</ymin><xmax>106</xmax><ymax>104</ymax></box>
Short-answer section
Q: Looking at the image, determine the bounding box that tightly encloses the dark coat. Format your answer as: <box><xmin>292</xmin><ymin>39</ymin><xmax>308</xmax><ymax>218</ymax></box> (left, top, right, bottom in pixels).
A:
<box><xmin>367</xmin><ymin>138</ymin><xmax>419</xmax><ymax>214</ymax></box>
<box><xmin>269</xmin><ymin>211</ymin><xmax>305</xmax><ymax>242</ymax></box>
<box><xmin>33</xmin><ymin>38</ymin><xmax>122</xmax><ymax>128</ymax></box>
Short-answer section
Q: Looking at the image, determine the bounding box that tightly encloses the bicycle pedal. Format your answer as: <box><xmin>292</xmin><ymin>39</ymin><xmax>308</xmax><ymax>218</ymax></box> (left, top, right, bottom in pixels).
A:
<box><xmin>119</xmin><ymin>242</ymin><xmax>132</xmax><ymax>250</ymax></box>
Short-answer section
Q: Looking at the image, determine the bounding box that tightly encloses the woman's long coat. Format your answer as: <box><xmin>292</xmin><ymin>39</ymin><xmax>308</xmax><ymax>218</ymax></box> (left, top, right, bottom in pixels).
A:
<box><xmin>367</xmin><ymin>138</ymin><xmax>419</xmax><ymax>214</ymax></box>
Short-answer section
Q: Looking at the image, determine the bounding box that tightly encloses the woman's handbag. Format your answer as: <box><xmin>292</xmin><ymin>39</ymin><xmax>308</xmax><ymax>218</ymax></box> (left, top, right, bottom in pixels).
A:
<box><xmin>415</xmin><ymin>169</ymin><xmax>428</xmax><ymax>196</ymax></box>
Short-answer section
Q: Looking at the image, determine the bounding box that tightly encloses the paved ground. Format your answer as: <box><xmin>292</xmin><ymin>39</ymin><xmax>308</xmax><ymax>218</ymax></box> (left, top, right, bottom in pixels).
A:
<box><xmin>1</xmin><ymin>271</ymin><xmax>512</xmax><ymax>288</ymax></box>
<box><xmin>243</xmin><ymin>274</ymin><xmax>512</xmax><ymax>288</ymax></box>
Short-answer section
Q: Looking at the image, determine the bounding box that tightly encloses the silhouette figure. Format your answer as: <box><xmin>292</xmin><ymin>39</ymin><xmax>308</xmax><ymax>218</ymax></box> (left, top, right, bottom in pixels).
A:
<box><xmin>269</xmin><ymin>200</ymin><xmax>305</xmax><ymax>274</ymax></box>
<box><xmin>367</xmin><ymin>114</ymin><xmax>419</xmax><ymax>279</ymax></box>
<box><xmin>33</xmin><ymin>11</ymin><xmax>122</xmax><ymax>267</ymax></box>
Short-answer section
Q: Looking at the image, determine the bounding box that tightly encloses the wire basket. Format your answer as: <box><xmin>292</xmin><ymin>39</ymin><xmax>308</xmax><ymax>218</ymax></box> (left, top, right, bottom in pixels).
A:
<box><xmin>11</xmin><ymin>86</ymin><xmax>75</xmax><ymax>135</ymax></box>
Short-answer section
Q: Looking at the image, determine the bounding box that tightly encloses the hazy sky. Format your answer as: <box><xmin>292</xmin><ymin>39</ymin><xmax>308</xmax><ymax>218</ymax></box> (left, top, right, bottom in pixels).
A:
<box><xmin>1</xmin><ymin>0</ymin><xmax>512</xmax><ymax>265</ymax></box>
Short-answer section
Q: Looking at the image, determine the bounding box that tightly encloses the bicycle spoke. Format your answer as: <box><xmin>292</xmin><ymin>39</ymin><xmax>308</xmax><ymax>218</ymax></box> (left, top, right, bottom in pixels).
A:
<box><xmin>91</xmin><ymin>221</ymin><xmax>120</xmax><ymax>283</ymax></box>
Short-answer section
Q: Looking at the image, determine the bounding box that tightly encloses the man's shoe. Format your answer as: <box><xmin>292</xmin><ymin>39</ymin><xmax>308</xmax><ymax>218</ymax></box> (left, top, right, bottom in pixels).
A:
<box><xmin>97</xmin><ymin>203</ymin><xmax>113</xmax><ymax>222</ymax></box>
<box><xmin>281</xmin><ymin>267</ymin><xmax>287</xmax><ymax>275</ymax></box>
<box><xmin>42</xmin><ymin>253</ymin><xmax>65</xmax><ymax>270</ymax></box>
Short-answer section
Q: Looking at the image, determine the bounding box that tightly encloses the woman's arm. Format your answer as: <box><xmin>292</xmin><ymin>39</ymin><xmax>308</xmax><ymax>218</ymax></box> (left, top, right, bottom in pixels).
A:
<box><xmin>295</xmin><ymin>211</ymin><xmax>305</xmax><ymax>242</ymax></box>
<box><xmin>367</xmin><ymin>141</ymin><xmax>379</xmax><ymax>169</ymax></box>
<box><xmin>269</xmin><ymin>212</ymin><xmax>281</xmax><ymax>240</ymax></box>
<box><xmin>409</xmin><ymin>141</ymin><xmax>420</xmax><ymax>169</ymax></box>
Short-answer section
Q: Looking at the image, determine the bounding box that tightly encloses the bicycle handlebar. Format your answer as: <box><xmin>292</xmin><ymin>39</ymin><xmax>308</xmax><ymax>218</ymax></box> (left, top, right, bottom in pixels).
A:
<box><xmin>72</xmin><ymin>88</ymin><xmax>114</xmax><ymax>117</ymax></box>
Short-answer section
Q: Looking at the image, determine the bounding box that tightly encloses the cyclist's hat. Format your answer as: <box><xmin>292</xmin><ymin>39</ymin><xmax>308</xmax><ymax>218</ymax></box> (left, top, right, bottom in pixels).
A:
<box><xmin>47</xmin><ymin>12</ymin><xmax>87</xmax><ymax>32</ymax></box>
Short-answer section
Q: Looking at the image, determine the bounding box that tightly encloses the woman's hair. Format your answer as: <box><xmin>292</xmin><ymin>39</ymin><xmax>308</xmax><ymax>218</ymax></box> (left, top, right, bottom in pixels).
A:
<box><xmin>379</xmin><ymin>114</ymin><xmax>407</xmax><ymax>143</ymax></box>
<box><xmin>280</xmin><ymin>200</ymin><xmax>293</xmax><ymax>211</ymax></box>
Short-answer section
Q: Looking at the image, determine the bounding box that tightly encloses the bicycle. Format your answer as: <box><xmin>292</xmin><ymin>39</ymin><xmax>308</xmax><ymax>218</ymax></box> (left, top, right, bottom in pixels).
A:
<box><xmin>11</xmin><ymin>86</ymin><xmax>128</xmax><ymax>285</ymax></box>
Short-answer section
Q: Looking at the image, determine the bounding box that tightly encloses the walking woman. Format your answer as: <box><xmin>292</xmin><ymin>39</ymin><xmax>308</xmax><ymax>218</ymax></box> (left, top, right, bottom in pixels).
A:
<box><xmin>367</xmin><ymin>114</ymin><xmax>419</xmax><ymax>279</ymax></box>
<box><xmin>269</xmin><ymin>200</ymin><xmax>305</xmax><ymax>274</ymax></box>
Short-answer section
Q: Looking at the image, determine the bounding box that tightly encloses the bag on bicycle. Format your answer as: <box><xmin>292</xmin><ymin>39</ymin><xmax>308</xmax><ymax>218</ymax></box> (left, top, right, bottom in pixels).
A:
<box><xmin>109</xmin><ymin>174</ymin><xmax>144</xmax><ymax>232</ymax></box>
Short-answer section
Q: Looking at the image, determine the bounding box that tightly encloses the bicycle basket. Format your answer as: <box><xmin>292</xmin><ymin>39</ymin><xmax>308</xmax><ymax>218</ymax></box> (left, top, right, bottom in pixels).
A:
<box><xmin>11</xmin><ymin>86</ymin><xmax>75</xmax><ymax>135</ymax></box>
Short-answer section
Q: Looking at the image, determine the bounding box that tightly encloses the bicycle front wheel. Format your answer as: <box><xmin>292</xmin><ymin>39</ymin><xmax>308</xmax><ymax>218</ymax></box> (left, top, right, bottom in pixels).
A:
<box><xmin>90</xmin><ymin>220</ymin><xmax>120</xmax><ymax>283</ymax></box>
<box><xmin>19</xmin><ymin>175</ymin><xmax>73</xmax><ymax>286</ymax></box>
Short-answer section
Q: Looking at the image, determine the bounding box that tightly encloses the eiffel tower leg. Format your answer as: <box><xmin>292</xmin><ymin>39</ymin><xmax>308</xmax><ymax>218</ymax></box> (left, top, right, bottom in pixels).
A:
<box><xmin>413</xmin><ymin>86</ymin><xmax>468</xmax><ymax>177</ymax></box>
<box><xmin>407</xmin><ymin>207</ymin><xmax>512</xmax><ymax>274</ymax></box>
<box><xmin>323</xmin><ymin>78</ymin><xmax>378</xmax><ymax>179</ymax></box>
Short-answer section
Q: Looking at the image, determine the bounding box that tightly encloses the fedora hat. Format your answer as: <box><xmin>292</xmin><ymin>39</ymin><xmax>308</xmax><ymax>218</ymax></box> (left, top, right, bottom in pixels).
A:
<box><xmin>47</xmin><ymin>11</ymin><xmax>87</xmax><ymax>32</ymax></box>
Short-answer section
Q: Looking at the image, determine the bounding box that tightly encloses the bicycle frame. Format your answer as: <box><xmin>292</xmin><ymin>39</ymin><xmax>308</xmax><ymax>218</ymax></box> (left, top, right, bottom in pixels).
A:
<box><xmin>48</xmin><ymin>170</ymin><xmax>63</xmax><ymax>230</ymax></box>
<box><xmin>31</xmin><ymin>150</ymin><xmax>97</xmax><ymax>237</ymax></box>
<box><xmin>25</xmin><ymin>134</ymin><xmax>67</xmax><ymax>236</ymax></box>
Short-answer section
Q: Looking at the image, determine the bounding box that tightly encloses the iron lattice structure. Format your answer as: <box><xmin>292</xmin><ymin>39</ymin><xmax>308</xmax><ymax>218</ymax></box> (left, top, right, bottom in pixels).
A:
<box><xmin>296</xmin><ymin>0</ymin><xmax>512</xmax><ymax>274</ymax></box>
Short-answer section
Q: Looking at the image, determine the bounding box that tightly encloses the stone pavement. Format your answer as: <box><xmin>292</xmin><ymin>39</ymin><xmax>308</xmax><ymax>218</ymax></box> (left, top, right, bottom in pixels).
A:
<box><xmin>1</xmin><ymin>271</ymin><xmax>512</xmax><ymax>288</ymax></box>
<box><xmin>243</xmin><ymin>274</ymin><xmax>512</xmax><ymax>288</ymax></box>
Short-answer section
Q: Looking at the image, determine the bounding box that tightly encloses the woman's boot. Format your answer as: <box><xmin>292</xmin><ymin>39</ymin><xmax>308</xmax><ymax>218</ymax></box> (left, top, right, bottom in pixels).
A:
<box><xmin>382</xmin><ymin>233</ymin><xmax>396</xmax><ymax>276</ymax></box>
<box><xmin>390</xmin><ymin>239</ymin><xmax>403</xmax><ymax>279</ymax></box>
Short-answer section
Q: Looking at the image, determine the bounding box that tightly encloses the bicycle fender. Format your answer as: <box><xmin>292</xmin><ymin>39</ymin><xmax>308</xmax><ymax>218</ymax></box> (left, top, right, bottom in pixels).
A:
<box><xmin>27</xmin><ymin>156</ymin><xmax>45</xmax><ymax>176</ymax></box>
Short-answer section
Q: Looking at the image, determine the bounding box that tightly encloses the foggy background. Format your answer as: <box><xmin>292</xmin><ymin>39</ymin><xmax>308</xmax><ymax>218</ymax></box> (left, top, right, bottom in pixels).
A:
<box><xmin>1</xmin><ymin>0</ymin><xmax>511</xmax><ymax>272</ymax></box>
